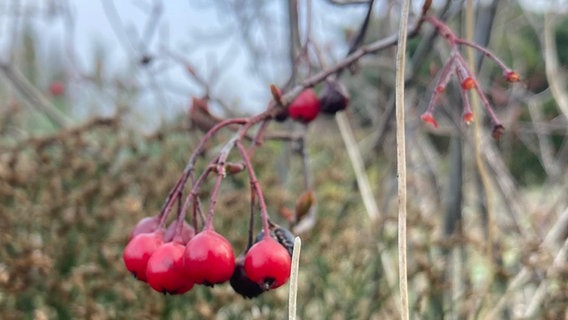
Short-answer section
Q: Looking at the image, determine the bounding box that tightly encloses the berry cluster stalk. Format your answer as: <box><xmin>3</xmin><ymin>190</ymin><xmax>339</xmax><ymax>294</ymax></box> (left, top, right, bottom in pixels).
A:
<box><xmin>156</xmin><ymin>118</ymin><xmax>248</xmax><ymax>227</ymax></box>
<box><xmin>236</xmin><ymin>141</ymin><xmax>271</xmax><ymax>239</ymax></box>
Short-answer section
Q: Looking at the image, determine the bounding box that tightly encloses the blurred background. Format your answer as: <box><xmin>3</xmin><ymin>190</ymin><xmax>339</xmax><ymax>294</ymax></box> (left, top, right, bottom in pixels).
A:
<box><xmin>1</xmin><ymin>0</ymin><xmax>568</xmax><ymax>319</ymax></box>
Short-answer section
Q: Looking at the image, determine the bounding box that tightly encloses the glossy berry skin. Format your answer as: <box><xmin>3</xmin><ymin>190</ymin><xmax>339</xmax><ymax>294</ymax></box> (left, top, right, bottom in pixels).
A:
<box><xmin>183</xmin><ymin>229</ymin><xmax>235</xmax><ymax>286</ymax></box>
<box><xmin>129</xmin><ymin>216</ymin><xmax>160</xmax><ymax>241</ymax></box>
<box><xmin>146</xmin><ymin>242</ymin><xmax>194</xmax><ymax>294</ymax></box>
<box><xmin>288</xmin><ymin>89</ymin><xmax>320</xmax><ymax>123</ymax></box>
<box><xmin>123</xmin><ymin>231</ymin><xmax>164</xmax><ymax>282</ymax></box>
<box><xmin>230</xmin><ymin>256</ymin><xmax>265</xmax><ymax>299</ymax></box>
<box><xmin>255</xmin><ymin>226</ymin><xmax>294</xmax><ymax>257</ymax></box>
<box><xmin>244</xmin><ymin>237</ymin><xmax>291</xmax><ymax>290</ymax></box>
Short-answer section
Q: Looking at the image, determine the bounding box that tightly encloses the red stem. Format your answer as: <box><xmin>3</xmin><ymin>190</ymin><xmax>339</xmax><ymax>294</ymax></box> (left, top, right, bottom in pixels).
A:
<box><xmin>236</xmin><ymin>140</ymin><xmax>271</xmax><ymax>240</ymax></box>
<box><xmin>157</xmin><ymin>118</ymin><xmax>247</xmax><ymax>227</ymax></box>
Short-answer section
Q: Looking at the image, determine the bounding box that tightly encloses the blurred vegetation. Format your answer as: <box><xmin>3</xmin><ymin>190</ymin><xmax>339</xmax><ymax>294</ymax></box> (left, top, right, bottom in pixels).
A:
<box><xmin>2</xmin><ymin>2</ymin><xmax>568</xmax><ymax>320</ymax></box>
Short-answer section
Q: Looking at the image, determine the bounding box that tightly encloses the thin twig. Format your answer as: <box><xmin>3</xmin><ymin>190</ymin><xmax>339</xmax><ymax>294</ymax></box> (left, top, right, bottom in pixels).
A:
<box><xmin>486</xmin><ymin>207</ymin><xmax>568</xmax><ymax>317</ymax></box>
<box><xmin>523</xmin><ymin>236</ymin><xmax>568</xmax><ymax>317</ymax></box>
<box><xmin>335</xmin><ymin>113</ymin><xmax>379</xmax><ymax>221</ymax></box>
<box><xmin>542</xmin><ymin>13</ymin><xmax>568</xmax><ymax>121</ymax></box>
<box><xmin>0</xmin><ymin>63</ymin><xmax>72</xmax><ymax>128</ymax></box>
<box><xmin>395</xmin><ymin>0</ymin><xmax>411</xmax><ymax>318</ymax></box>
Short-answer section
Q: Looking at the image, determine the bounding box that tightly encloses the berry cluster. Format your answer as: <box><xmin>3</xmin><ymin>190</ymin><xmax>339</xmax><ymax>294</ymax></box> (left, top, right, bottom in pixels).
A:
<box><xmin>122</xmin><ymin>36</ymin><xmax>350</xmax><ymax>299</ymax></box>
<box><xmin>123</xmin><ymin>215</ymin><xmax>294</xmax><ymax>297</ymax></box>
<box><xmin>420</xmin><ymin>16</ymin><xmax>521</xmax><ymax>139</ymax></box>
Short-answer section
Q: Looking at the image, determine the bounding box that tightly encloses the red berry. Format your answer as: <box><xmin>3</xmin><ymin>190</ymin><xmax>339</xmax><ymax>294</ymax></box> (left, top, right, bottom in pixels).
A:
<box><xmin>129</xmin><ymin>216</ymin><xmax>160</xmax><ymax>241</ymax></box>
<box><xmin>183</xmin><ymin>229</ymin><xmax>235</xmax><ymax>286</ymax></box>
<box><xmin>420</xmin><ymin>112</ymin><xmax>438</xmax><ymax>128</ymax></box>
<box><xmin>164</xmin><ymin>221</ymin><xmax>195</xmax><ymax>244</ymax></box>
<box><xmin>463</xmin><ymin>111</ymin><xmax>474</xmax><ymax>124</ymax></box>
<box><xmin>461</xmin><ymin>77</ymin><xmax>475</xmax><ymax>90</ymax></box>
<box><xmin>288</xmin><ymin>89</ymin><xmax>320</xmax><ymax>123</ymax></box>
<box><xmin>244</xmin><ymin>237</ymin><xmax>291</xmax><ymax>290</ymax></box>
<box><xmin>146</xmin><ymin>242</ymin><xmax>194</xmax><ymax>294</ymax></box>
<box><xmin>49</xmin><ymin>81</ymin><xmax>65</xmax><ymax>96</ymax></box>
<box><xmin>123</xmin><ymin>231</ymin><xmax>164</xmax><ymax>282</ymax></box>
<box><xmin>255</xmin><ymin>226</ymin><xmax>295</xmax><ymax>257</ymax></box>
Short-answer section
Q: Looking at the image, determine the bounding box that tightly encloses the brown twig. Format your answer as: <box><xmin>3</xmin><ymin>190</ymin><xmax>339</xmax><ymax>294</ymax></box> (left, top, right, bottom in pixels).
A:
<box><xmin>0</xmin><ymin>63</ymin><xmax>72</xmax><ymax>128</ymax></box>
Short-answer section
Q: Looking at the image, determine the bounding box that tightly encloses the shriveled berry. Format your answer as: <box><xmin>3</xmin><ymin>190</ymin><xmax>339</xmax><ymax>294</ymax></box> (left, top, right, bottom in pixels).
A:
<box><xmin>492</xmin><ymin>124</ymin><xmax>505</xmax><ymax>140</ymax></box>
<box><xmin>244</xmin><ymin>237</ymin><xmax>291</xmax><ymax>290</ymax></box>
<box><xmin>230</xmin><ymin>256</ymin><xmax>265</xmax><ymax>299</ymax></box>
<box><xmin>123</xmin><ymin>231</ymin><xmax>164</xmax><ymax>282</ymax></box>
<box><xmin>319</xmin><ymin>79</ymin><xmax>350</xmax><ymax>114</ymax></box>
<box><xmin>288</xmin><ymin>89</ymin><xmax>320</xmax><ymax>123</ymax></box>
<box><xmin>129</xmin><ymin>216</ymin><xmax>160</xmax><ymax>241</ymax></box>
<box><xmin>146</xmin><ymin>242</ymin><xmax>194</xmax><ymax>294</ymax></box>
<box><xmin>183</xmin><ymin>229</ymin><xmax>235</xmax><ymax>286</ymax></box>
<box><xmin>164</xmin><ymin>221</ymin><xmax>195</xmax><ymax>244</ymax></box>
<box><xmin>274</xmin><ymin>108</ymin><xmax>289</xmax><ymax>122</ymax></box>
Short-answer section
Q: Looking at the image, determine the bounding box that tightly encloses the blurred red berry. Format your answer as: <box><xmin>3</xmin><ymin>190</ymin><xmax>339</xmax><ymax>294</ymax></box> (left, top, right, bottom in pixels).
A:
<box><xmin>49</xmin><ymin>81</ymin><xmax>65</xmax><ymax>96</ymax></box>
<box><xmin>420</xmin><ymin>113</ymin><xmax>439</xmax><ymax>128</ymax></box>
<box><xmin>288</xmin><ymin>89</ymin><xmax>320</xmax><ymax>123</ymax></box>
<box><xmin>463</xmin><ymin>112</ymin><xmax>474</xmax><ymax>124</ymax></box>
<box><xmin>244</xmin><ymin>237</ymin><xmax>291</xmax><ymax>290</ymax></box>
<box><xmin>146</xmin><ymin>242</ymin><xmax>194</xmax><ymax>294</ymax></box>
<box><xmin>461</xmin><ymin>77</ymin><xmax>475</xmax><ymax>90</ymax></box>
<box><xmin>123</xmin><ymin>231</ymin><xmax>164</xmax><ymax>282</ymax></box>
<box><xmin>183</xmin><ymin>229</ymin><xmax>235</xmax><ymax>286</ymax></box>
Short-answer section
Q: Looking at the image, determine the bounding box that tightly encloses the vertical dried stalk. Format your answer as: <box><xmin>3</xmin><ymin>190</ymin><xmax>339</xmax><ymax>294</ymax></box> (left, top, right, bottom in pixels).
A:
<box><xmin>335</xmin><ymin>113</ymin><xmax>380</xmax><ymax>221</ymax></box>
<box><xmin>543</xmin><ymin>13</ymin><xmax>568</xmax><ymax>119</ymax></box>
<box><xmin>336</xmin><ymin>112</ymin><xmax>399</xmax><ymax>311</ymax></box>
<box><xmin>288</xmin><ymin>237</ymin><xmax>302</xmax><ymax>320</ymax></box>
<box><xmin>394</xmin><ymin>0</ymin><xmax>411</xmax><ymax>318</ymax></box>
<box><xmin>465</xmin><ymin>0</ymin><xmax>497</xmax><ymax>310</ymax></box>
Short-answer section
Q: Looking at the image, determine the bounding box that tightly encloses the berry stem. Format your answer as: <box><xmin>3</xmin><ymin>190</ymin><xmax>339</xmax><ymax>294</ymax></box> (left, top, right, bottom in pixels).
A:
<box><xmin>236</xmin><ymin>140</ymin><xmax>271</xmax><ymax>240</ymax></box>
<box><xmin>454</xmin><ymin>38</ymin><xmax>512</xmax><ymax>72</ymax></box>
<box><xmin>422</xmin><ymin>55</ymin><xmax>456</xmax><ymax>121</ymax></box>
<box><xmin>204</xmin><ymin>134</ymin><xmax>240</xmax><ymax>230</ymax></box>
<box><xmin>247</xmin><ymin>186</ymin><xmax>256</xmax><ymax>250</ymax></box>
<box><xmin>157</xmin><ymin>118</ymin><xmax>248</xmax><ymax>226</ymax></box>
<box><xmin>425</xmin><ymin>15</ymin><xmax>516</xmax><ymax>77</ymax></box>
<box><xmin>247</xmin><ymin>119</ymin><xmax>271</xmax><ymax>158</ymax></box>
<box><xmin>174</xmin><ymin>189</ymin><xmax>184</xmax><ymax>238</ymax></box>
<box><xmin>204</xmin><ymin>172</ymin><xmax>224</xmax><ymax>230</ymax></box>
